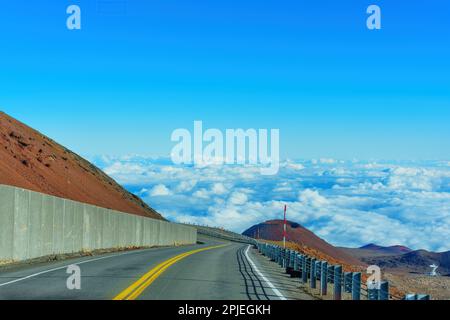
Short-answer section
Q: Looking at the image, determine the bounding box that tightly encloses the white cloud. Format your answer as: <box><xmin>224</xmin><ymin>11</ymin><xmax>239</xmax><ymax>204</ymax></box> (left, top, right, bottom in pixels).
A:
<box><xmin>284</xmin><ymin>162</ymin><xmax>305</xmax><ymax>170</ymax></box>
<box><xmin>175</xmin><ymin>180</ymin><xmax>198</xmax><ymax>193</ymax></box>
<box><xmin>229</xmin><ymin>192</ymin><xmax>248</xmax><ymax>205</ymax></box>
<box><xmin>149</xmin><ymin>184</ymin><xmax>172</xmax><ymax>196</ymax></box>
<box><xmin>319</xmin><ymin>158</ymin><xmax>337</xmax><ymax>164</ymax></box>
<box><xmin>212</xmin><ymin>183</ymin><xmax>228</xmax><ymax>195</ymax></box>
<box><xmin>137</xmin><ymin>188</ymin><xmax>149</xmax><ymax>196</ymax></box>
<box><xmin>95</xmin><ymin>157</ymin><xmax>450</xmax><ymax>252</ymax></box>
<box><xmin>192</xmin><ymin>188</ymin><xmax>210</xmax><ymax>199</ymax></box>
<box><xmin>273</xmin><ymin>182</ymin><xmax>292</xmax><ymax>193</ymax></box>
<box><xmin>299</xmin><ymin>189</ymin><xmax>328</xmax><ymax>207</ymax></box>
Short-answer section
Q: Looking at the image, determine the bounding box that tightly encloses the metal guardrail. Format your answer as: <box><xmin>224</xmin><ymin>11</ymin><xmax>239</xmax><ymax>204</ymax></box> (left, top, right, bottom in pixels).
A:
<box><xmin>179</xmin><ymin>226</ymin><xmax>431</xmax><ymax>300</ymax></box>
<box><xmin>183</xmin><ymin>224</ymin><xmax>257</xmax><ymax>245</ymax></box>
<box><xmin>256</xmin><ymin>242</ymin><xmax>431</xmax><ymax>301</ymax></box>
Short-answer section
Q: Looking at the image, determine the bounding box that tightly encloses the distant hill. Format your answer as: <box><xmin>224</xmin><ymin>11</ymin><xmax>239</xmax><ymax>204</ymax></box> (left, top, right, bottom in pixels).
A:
<box><xmin>341</xmin><ymin>243</ymin><xmax>450</xmax><ymax>275</ymax></box>
<box><xmin>361</xmin><ymin>243</ymin><xmax>412</xmax><ymax>254</ymax></box>
<box><xmin>340</xmin><ymin>243</ymin><xmax>413</xmax><ymax>259</ymax></box>
<box><xmin>0</xmin><ymin>111</ymin><xmax>163</xmax><ymax>219</ymax></box>
<box><xmin>363</xmin><ymin>250</ymin><xmax>450</xmax><ymax>275</ymax></box>
<box><xmin>243</xmin><ymin>220</ymin><xmax>362</xmax><ymax>266</ymax></box>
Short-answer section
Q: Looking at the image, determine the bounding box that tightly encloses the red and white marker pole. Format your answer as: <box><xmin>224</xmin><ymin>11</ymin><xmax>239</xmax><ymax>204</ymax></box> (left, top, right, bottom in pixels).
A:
<box><xmin>283</xmin><ymin>205</ymin><xmax>287</xmax><ymax>248</ymax></box>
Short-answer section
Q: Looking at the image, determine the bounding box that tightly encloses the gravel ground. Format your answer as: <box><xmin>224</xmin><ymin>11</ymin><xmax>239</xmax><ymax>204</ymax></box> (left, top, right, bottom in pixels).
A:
<box><xmin>384</xmin><ymin>272</ymin><xmax>450</xmax><ymax>300</ymax></box>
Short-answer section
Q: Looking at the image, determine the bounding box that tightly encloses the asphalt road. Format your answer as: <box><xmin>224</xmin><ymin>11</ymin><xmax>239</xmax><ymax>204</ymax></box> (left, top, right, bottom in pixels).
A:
<box><xmin>0</xmin><ymin>236</ymin><xmax>293</xmax><ymax>300</ymax></box>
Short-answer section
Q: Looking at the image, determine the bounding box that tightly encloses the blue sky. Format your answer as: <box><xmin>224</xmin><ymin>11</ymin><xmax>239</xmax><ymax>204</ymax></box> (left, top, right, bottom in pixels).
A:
<box><xmin>1</xmin><ymin>1</ymin><xmax>449</xmax><ymax>249</ymax></box>
<box><xmin>1</xmin><ymin>0</ymin><xmax>449</xmax><ymax>160</ymax></box>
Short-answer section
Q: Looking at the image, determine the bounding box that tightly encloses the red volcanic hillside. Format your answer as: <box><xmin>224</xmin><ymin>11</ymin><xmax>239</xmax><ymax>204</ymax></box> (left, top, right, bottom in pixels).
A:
<box><xmin>339</xmin><ymin>243</ymin><xmax>413</xmax><ymax>260</ymax></box>
<box><xmin>360</xmin><ymin>244</ymin><xmax>412</xmax><ymax>254</ymax></box>
<box><xmin>0</xmin><ymin>112</ymin><xmax>163</xmax><ymax>219</ymax></box>
<box><xmin>243</xmin><ymin>220</ymin><xmax>362</xmax><ymax>266</ymax></box>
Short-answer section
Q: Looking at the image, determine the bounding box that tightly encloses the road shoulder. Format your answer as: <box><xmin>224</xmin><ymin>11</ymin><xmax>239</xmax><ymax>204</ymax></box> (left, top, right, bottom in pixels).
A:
<box><xmin>247</xmin><ymin>245</ymin><xmax>317</xmax><ymax>300</ymax></box>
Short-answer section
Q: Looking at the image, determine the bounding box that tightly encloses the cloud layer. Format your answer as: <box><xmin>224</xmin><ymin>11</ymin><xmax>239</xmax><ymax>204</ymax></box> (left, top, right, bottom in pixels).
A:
<box><xmin>92</xmin><ymin>155</ymin><xmax>450</xmax><ymax>252</ymax></box>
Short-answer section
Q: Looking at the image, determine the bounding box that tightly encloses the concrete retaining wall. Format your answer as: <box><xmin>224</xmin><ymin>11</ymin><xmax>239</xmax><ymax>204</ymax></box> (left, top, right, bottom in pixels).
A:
<box><xmin>0</xmin><ymin>185</ymin><xmax>197</xmax><ymax>263</ymax></box>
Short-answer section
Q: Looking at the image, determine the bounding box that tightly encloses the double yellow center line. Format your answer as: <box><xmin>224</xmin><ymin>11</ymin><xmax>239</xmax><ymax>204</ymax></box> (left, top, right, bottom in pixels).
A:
<box><xmin>113</xmin><ymin>244</ymin><xmax>227</xmax><ymax>300</ymax></box>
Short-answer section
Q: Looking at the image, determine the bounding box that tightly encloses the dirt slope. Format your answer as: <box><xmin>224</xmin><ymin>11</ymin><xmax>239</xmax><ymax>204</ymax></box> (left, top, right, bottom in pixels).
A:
<box><xmin>364</xmin><ymin>250</ymin><xmax>450</xmax><ymax>275</ymax></box>
<box><xmin>339</xmin><ymin>243</ymin><xmax>413</xmax><ymax>259</ymax></box>
<box><xmin>0</xmin><ymin>111</ymin><xmax>163</xmax><ymax>219</ymax></box>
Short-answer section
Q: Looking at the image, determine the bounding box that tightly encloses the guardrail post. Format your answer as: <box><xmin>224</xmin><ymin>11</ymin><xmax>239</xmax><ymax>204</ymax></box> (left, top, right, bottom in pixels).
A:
<box><xmin>368</xmin><ymin>287</ymin><xmax>379</xmax><ymax>300</ymax></box>
<box><xmin>287</xmin><ymin>250</ymin><xmax>292</xmax><ymax>269</ymax></box>
<box><xmin>327</xmin><ymin>265</ymin><xmax>335</xmax><ymax>284</ymax></box>
<box><xmin>333</xmin><ymin>265</ymin><xmax>342</xmax><ymax>300</ymax></box>
<box><xmin>404</xmin><ymin>294</ymin><xmax>431</xmax><ymax>300</ymax></box>
<box><xmin>352</xmin><ymin>272</ymin><xmax>361</xmax><ymax>300</ymax></box>
<box><xmin>315</xmin><ymin>261</ymin><xmax>321</xmax><ymax>280</ymax></box>
<box><xmin>320</xmin><ymin>261</ymin><xmax>328</xmax><ymax>295</ymax></box>
<box><xmin>283</xmin><ymin>249</ymin><xmax>288</xmax><ymax>269</ymax></box>
<box><xmin>310</xmin><ymin>258</ymin><xmax>317</xmax><ymax>289</ymax></box>
<box><xmin>293</xmin><ymin>253</ymin><xmax>299</xmax><ymax>271</ymax></box>
<box><xmin>290</xmin><ymin>251</ymin><xmax>295</xmax><ymax>269</ymax></box>
<box><xmin>277</xmin><ymin>247</ymin><xmax>282</xmax><ymax>265</ymax></box>
<box><xmin>344</xmin><ymin>272</ymin><xmax>352</xmax><ymax>293</ymax></box>
<box><xmin>280</xmin><ymin>247</ymin><xmax>283</xmax><ymax>266</ymax></box>
<box><xmin>306</xmin><ymin>256</ymin><xmax>309</xmax><ymax>277</ymax></box>
<box><xmin>297</xmin><ymin>254</ymin><xmax>303</xmax><ymax>273</ymax></box>
<box><xmin>280</xmin><ymin>248</ymin><xmax>286</xmax><ymax>268</ymax></box>
<box><xmin>368</xmin><ymin>278</ymin><xmax>381</xmax><ymax>300</ymax></box>
<box><xmin>302</xmin><ymin>256</ymin><xmax>308</xmax><ymax>284</ymax></box>
<box><xmin>288</xmin><ymin>250</ymin><xmax>292</xmax><ymax>268</ymax></box>
<box><xmin>284</xmin><ymin>249</ymin><xmax>291</xmax><ymax>271</ymax></box>
<box><xmin>284</xmin><ymin>249</ymin><xmax>288</xmax><ymax>269</ymax></box>
<box><xmin>379</xmin><ymin>281</ymin><xmax>389</xmax><ymax>300</ymax></box>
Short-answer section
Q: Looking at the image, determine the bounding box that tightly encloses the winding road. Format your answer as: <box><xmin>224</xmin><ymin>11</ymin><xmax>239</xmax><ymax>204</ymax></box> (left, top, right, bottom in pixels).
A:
<box><xmin>0</xmin><ymin>236</ymin><xmax>311</xmax><ymax>300</ymax></box>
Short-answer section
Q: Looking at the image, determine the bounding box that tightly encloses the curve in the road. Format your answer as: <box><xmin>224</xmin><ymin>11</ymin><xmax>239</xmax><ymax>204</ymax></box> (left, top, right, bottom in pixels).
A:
<box><xmin>0</xmin><ymin>240</ymin><xmax>292</xmax><ymax>300</ymax></box>
<box><xmin>114</xmin><ymin>244</ymin><xmax>228</xmax><ymax>300</ymax></box>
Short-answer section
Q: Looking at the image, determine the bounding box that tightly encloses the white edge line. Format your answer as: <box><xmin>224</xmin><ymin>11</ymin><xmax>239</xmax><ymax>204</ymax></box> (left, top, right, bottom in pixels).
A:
<box><xmin>244</xmin><ymin>245</ymin><xmax>287</xmax><ymax>301</ymax></box>
<box><xmin>0</xmin><ymin>248</ymin><xmax>157</xmax><ymax>288</ymax></box>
